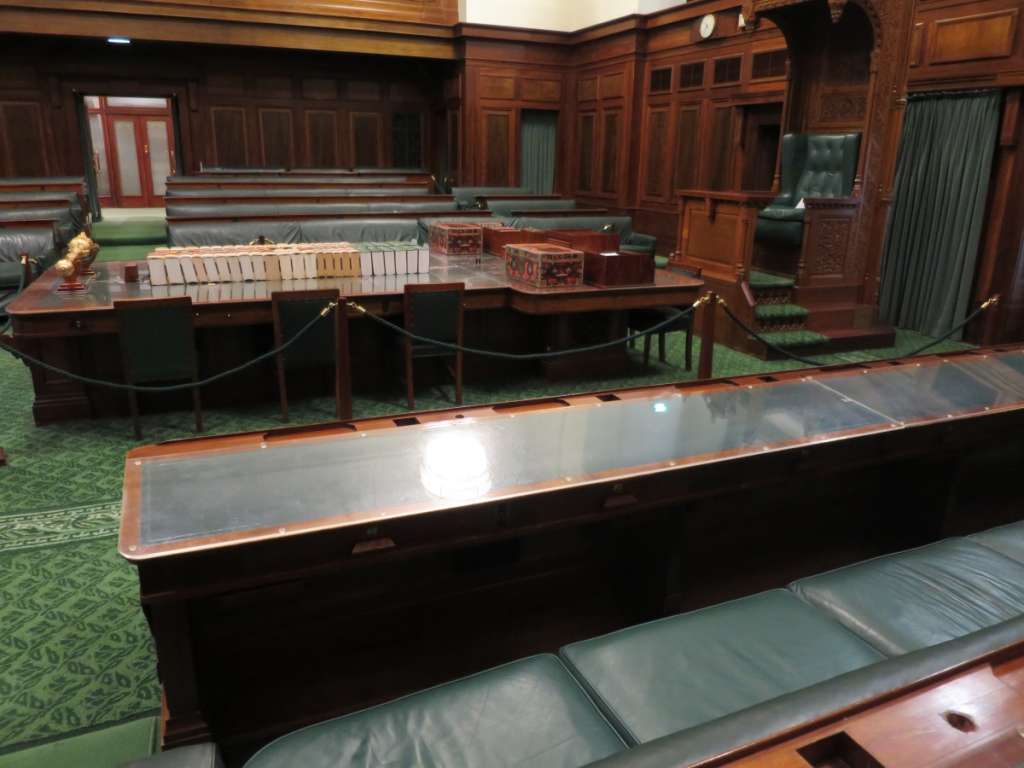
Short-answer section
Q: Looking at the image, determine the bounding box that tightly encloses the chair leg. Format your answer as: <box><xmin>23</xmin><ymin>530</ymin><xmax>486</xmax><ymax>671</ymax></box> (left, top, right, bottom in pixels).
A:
<box><xmin>405</xmin><ymin>343</ymin><xmax>415</xmax><ymax>410</ymax></box>
<box><xmin>192</xmin><ymin>378</ymin><xmax>204</xmax><ymax>433</ymax></box>
<box><xmin>455</xmin><ymin>351</ymin><xmax>463</xmax><ymax>406</ymax></box>
<box><xmin>275</xmin><ymin>354</ymin><xmax>289</xmax><ymax>422</ymax></box>
<box><xmin>642</xmin><ymin>334</ymin><xmax>652</xmax><ymax>370</ymax></box>
<box><xmin>658</xmin><ymin>331</ymin><xmax>667</xmax><ymax>363</ymax></box>
<box><xmin>685</xmin><ymin>324</ymin><xmax>693</xmax><ymax>371</ymax></box>
<box><xmin>128</xmin><ymin>389</ymin><xmax>142</xmax><ymax>440</ymax></box>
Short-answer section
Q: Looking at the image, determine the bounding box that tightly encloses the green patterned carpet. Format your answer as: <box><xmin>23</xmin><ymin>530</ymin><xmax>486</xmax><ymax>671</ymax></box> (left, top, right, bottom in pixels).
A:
<box><xmin>0</xmin><ymin>326</ymin><xmax>971</xmax><ymax>757</ymax></box>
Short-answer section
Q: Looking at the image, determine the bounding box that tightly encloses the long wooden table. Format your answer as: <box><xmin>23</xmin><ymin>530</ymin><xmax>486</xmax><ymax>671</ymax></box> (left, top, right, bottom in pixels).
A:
<box><xmin>6</xmin><ymin>255</ymin><xmax>702</xmax><ymax>424</ymax></box>
<box><xmin>118</xmin><ymin>346</ymin><xmax>1024</xmax><ymax>752</ymax></box>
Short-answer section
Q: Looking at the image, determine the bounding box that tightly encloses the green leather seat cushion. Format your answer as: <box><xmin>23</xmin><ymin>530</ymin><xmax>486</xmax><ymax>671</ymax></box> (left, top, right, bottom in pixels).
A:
<box><xmin>244</xmin><ymin>655</ymin><xmax>625</xmax><ymax>768</ymax></box>
<box><xmin>790</xmin><ymin>539</ymin><xmax>1024</xmax><ymax>656</ymax></box>
<box><xmin>558</xmin><ymin>589</ymin><xmax>883</xmax><ymax>745</ymax></box>
<box><xmin>968</xmin><ymin>520</ymin><xmax>1024</xmax><ymax>564</ymax></box>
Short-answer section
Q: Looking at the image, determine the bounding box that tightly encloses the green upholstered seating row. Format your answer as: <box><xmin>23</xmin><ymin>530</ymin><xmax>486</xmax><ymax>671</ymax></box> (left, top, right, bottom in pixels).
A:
<box><xmin>0</xmin><ymin>227</ymin><xmax>59</xmax><ymax>318</ymax></box>
<box><xmin>196</xmin><ymin>167</ymin><xmax>426</xmax><ymax>175</ymax></box>
<box><xmin>754</xmin><ymin>133</ymin><xmax>860</xmax><ymax>248</ymax></box>
<box><xmin>0</xmin><ymin>176</ymin><xmax>84</xmax><ymax>186</ymax></box>
<box><xmin>0</xmin><ymin>205</ymin><xmax>80</xmax><ymax>246</ymax></box>
<box><xmin>164</xmin><ymin>201</ymin><xmax>459</xmax><ymax>219</ymax></box>
<box><xmin>168</xmin><ymin>175</ymin><xmax>412</xmax><ymax>185</ymax></box>
<box><xmin>485</xmin><ymin>198</ymin><xmax>577</xmax><ymax>214</ymax></box>
<box><xmin>508</xmin><ymin>215</ymin><xmax>657</xmax><ymax>257</ymax></box>
<box><xmin>451</xmin><ymin>186</ymin><xmax>531</xmax><ymax>208</ymax></box>
<box><xmin>168</xmin><ymin>219</ymin><xmax>422</xmax><ymax>247</ymax></box>
<box><xmin>133</xmin><ymin>520</ymin><xmax>1024</xmax><ymax>768</ymax></box>
<box><xmin>165</xmin><ymin>187</ymin><xmax>433</xmax><ymax>199</ymax></box>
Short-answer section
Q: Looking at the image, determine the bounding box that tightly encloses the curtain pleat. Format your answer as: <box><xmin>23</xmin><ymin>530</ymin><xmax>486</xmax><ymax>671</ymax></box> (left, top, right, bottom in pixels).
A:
<box><xmin>879</xmin><ymin>90</ymin><xmax>1001</xmax><ymax>337</ymax></box>
<box><xmin>520</xmin><ymin>110</ymin><xmax>558</xmax><ymax>194</ymax></box>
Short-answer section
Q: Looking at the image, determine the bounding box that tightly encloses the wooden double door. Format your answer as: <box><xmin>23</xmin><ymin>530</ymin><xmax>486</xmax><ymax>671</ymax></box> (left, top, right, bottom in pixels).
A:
<box><xmin>87</xmin><ymin>96</ymin><xmax>176</xmax><ymax>208</ymax></box>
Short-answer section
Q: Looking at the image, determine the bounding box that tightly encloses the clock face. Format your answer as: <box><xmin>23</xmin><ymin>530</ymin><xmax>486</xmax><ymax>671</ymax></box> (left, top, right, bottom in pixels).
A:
<box><xmin>700</xmin><ymin>14</ymin><xmax>716</xmax><ymax>39</ymax></box>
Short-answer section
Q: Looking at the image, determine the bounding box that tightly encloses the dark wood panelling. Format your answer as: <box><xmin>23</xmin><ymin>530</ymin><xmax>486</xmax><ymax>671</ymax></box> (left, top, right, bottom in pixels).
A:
<box><xmin>578</xmin><ymin>77</ymin><xmax>597</xmax><ymax>101</ymax></box>
<box><xmin>348</xmin><ymin>81</ymin><xmax>382</xmax><ymax>101</ymax></box>
<box><xmin>643</xmin><ymin>107</ymin><xmax>670</xmax><ymax>199</ymax></box>
<box><xmin>302</xmin><ymin>78</ymin><xmax>338</xmax><ymax>101</ymax></box>
<box><xmin>520</xmin><ymin>79</ymin><xmax>561</xmax><ymax>102</ymax></box>
<box><xmin>599</xmin><ymin>73</ymin><xmax>625</xmax><ymax>99</ymax></box>
<box><xmin>480</xmin><ymin>76</ymin><xmax>516</xmax><ymax>100</ymax></box>
<box><xmin>708</xmin><ymin>106</ymin><xmax>734</xmax><ymax>190</ymax></box>
<box><xmin>577</xmin><ymin>112</ymin><xmax>595</xmax><ymax>191</ymax></box>
<box><xmin>305</xmin><ymin>110</ymin><xmax>338</xmax><ymax>167</ymax></box>
<box><xmin>0</xmin><ymin>101</ymin><xmax>49</xmax><ymax>176</ymax></box>
<box><xmin>258</xmin><ymin>108</ymin><xmax>294</xmax><ymax>167</ymax></box>
<box><xmin>673</xmin><ymin>105</ymin><xmax>700</xmax><ymax>191</ymax></box>
<box><xmin>601</xmin><ymin>111</ymin><xmax>620</xmax><ymax>193</ymax></box>
<box><xmin>931</xmin><ymin>9</ymin><xmax>1018</xmax><ymax>64</ymax></box>
<box><xmin>351</xmin><ymin>112</ymin><xmax>383</xmax><ymax>167</ymax></box>
<box><xmin>392</xmin><ymin>112</ymin><xmax>423</xmax><ymax>167</ymax></box>
<box><xmin>210</xmin><ymin>106</ymin><xmax>248</xmax><ymax>167</ymax></box>
<box><xmin>483</xmin><ymin>110</ymin><xmax>513</xmax><ymax>185</ymax></box>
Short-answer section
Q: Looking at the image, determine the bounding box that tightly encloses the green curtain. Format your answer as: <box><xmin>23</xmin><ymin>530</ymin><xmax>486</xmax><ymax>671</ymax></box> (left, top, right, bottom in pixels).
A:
<box><xmin>520</xmin><ymin>110</ymin><xmax>558</xmax><ymax>194</ymax></box>
<box><xmin>879</xmin><ymin>90</ymin><xmax>1001</xmax><ymax>337</ymax></box>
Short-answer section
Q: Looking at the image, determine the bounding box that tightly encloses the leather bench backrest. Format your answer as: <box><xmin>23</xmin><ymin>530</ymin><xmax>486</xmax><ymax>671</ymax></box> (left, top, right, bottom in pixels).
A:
<box><xmin>169</xmin><ymin>175</ymin><xmax>412</xmax><ymax>185</ymax></box>
<box><xmin>165</xmin><ymin>201</ymin><xmax>458</xmax><ymax>218</ymax></box>
<box><xmin>486</xmin><ymin>199</ymin><xmax>577</xmax><ymax>214</ymax></box>
<box><xmin>0</xmin><ymin>176</ymin><xmax>84</xmax><ymax>186</ymax></box>
<box><xmin>509</xmin><ymin>215</ymin><xmax>634</xmax><ymax>236</ymax></box>
<box><xmin>168</xmin><ymin>220</ymin><xmax>302</xmax><ymax>247</ymax></box>
<box><xmin>298</xmin><ymin>218</ymin><xmax>421</xmax><ymax>244</ymax></box>
<box><xmin>452</xmin><ymin>186</ymin><xmax>530</xmax><ymax>208</ymax></box>
<box><xmin>165</xmin><ymin>188</ymin><xmax>433</xmax><ymax>198</ymax></box>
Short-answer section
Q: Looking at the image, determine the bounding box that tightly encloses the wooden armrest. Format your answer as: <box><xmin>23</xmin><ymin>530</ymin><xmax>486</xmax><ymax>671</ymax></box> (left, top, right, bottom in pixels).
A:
<box><xmin>803</xmin><ymin>196</ymin><xmax>860</xmax><ymax>209</ymax></box>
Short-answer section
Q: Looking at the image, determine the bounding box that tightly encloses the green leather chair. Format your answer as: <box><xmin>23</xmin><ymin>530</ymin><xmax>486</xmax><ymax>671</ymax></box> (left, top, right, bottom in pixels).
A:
<box><xmin>114</xmin><ymin>297</ymin><xmax>203</xmax><ymax>440</ymax></box>
<box><xmin>451</xmin><ymin>186</ymin><xmax>530</xmax><ymax>209</ymax></box>
<box><xmin>271</xmin><ymin>289</ymin><xmax>352</xmax><ymax>422</ymax></box>
<box><xmin>401</xmin><ymin>282</ymin><xmax>464</xmax><ymax>409</ymax></box>
<box><xmin>754</xmin><ymin>133</ymin><xmax>860</xmax><ymax>248</ymax></box>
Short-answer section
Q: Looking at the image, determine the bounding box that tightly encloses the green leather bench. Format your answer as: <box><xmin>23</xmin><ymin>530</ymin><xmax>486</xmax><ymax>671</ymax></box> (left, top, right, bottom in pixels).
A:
<box><xmin>168</xmin><ymin>219</ymin><xmax>421</xmax><ymax>247</ymax></box>
<box><xmin>485</xmin><ymin>198</ymin><xmax>577</xmax><ymax>215</ymax></box>
<box><xmin>165</xmin><ymin>188</ymin><xmax>433</xmax><ymax>199</ymax></box>
<box><xmin>1</xmin><ymin>227</ymin><xmax>58</xmax><ymax>318</ymax></box>
<box><xmin>0</xmin><ymin>205</ymin><xmax>80</xmax><ymax>246</ymax></box>
<box><xmin>969</xmin><ymin>519</ymin><xmax>1024</xmax><ymax>563</ymax></box>
<box><xmin>131</xmin><ymin>522</ymin><xmax>1024</xmax><ymax>768</ymax></box>
<box><xmin>452</xmin><ymin>186</ymin><xmax>530</xmax><ymax>209</ymax></box>
<box><xmin>164</xmin><ymin>201</ymin><xmax>459</xmax><ymax>219</ymax></box>
<box><xmin>507</xmin><ymin>216</ymin><xmax>657</xmax><ymax>257</ymax></box>
<box><xmin>790</xmin><ymin>538</ymin><xmax>1024</xmax><ymax>655</ymax></box>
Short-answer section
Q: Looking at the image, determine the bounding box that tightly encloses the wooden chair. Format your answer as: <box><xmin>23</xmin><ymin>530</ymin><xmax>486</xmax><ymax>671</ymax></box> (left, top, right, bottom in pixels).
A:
<box><xmin>402</xmin><ymin>283</ymin><xmax>464</xmax><ymax>410</ymax></box>
<box><xmin>271</xmin><ymin>288</ymin><xmax>352</xmax><ymax>422</ymax></box>
<box><xmin>628</xmin><ymin>265</ymin><xmax>702</xmax><ymax>372</ymax></box>
<box><xmin>113</xmin><ymin>297</ymin><xmax>202</xmax><ymax>440</ymax></box>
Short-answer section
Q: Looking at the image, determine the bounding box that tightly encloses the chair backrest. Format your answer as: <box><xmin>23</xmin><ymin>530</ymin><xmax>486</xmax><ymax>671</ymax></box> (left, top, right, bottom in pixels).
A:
<box><xmin>271</xmin><ymin>289</ymin><xmax>343</xmax><ymax>369</ymax></box>
<box><xmin>778</xmin><ymin>133</ymin><xmax>861</xmax><ymax>202</ymax></box>
<box><xmin>114</xmin><ymin>297</ymin><xmax>198</xmax><ymax>384</ymax></box>
<box><xmin>404</xmin><ymin>283</ymin><xmax>464</xmax><ymax>346</ymax></box>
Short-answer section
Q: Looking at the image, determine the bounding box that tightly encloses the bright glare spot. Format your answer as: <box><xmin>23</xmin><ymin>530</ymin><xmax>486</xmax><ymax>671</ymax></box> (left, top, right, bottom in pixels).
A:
<box><xmin>653</xmin><ymin>402</ymin><xmax>668</xmax><ymax>413</ymax></box>
<box><xmin>420</xmin><ymin>431</ymin><xmax>491</xmax><ymax>501</ymax></box>
<box><xmin>107</xmin><ymin>37</ymin><xmax>132</xmax><ymax>44</ymax></box>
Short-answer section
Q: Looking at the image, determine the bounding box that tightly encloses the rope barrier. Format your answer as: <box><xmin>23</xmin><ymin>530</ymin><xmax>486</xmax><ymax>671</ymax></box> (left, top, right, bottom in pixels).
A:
<box><xmin>0</xmin><ymin>258</ymin><xmax>28</xmax><ymax>335</ymax></box>
<box><xmin>716</xmin><ymin>295</ymin><xmax>999</xmax><ymax>368</ymax></box>
<box><xmin>345</xmin><ymin>299</ymin><xmax>701</xmax><ymax>361</ymax></box>
<box><xmin>0</xmin><ymin>296</ymin><xmax>704</xmax><ymax>393</ymax></box>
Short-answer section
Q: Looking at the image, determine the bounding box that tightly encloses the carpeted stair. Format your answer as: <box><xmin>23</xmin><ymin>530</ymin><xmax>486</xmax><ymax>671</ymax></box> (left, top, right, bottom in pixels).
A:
<box><xmin>92</xmin><ymin>217</ymin><xmax>167</xmax><ymax>263</ymax></box>
<box><xmin>747</xmin><ymin>270</ymin><xmax>827</xmax><ymax>356</ymax></box>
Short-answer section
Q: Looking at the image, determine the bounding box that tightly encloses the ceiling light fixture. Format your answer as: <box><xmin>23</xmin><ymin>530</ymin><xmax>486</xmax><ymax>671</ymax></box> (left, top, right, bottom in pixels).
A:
<box><xmin>107</xmin><ymin>37</ymin><xmax>132</xmax><ymax>45</ymax></box>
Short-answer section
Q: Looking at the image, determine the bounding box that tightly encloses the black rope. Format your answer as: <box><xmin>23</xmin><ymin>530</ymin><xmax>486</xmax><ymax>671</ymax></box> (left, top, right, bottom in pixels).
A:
<box><xmin>718</xmin><ymin>300</ymin><xmax>993</xmax><ymax>368</ymax></box>
<box><xmin>0</xmin><ymin>300</ymin><xmax>696</xmax><ymax>392</ymax></box>
<box><xmin>350</xmin><ymin>303</ymin><xmax>694</xmax><ymax>361</ymax></box>
<box><xmin>0</xmin><ymin>263</ymin><xmax>27</xmax><ymax>335</ymax></box>
<box><xmin>0</xmin><ymin>302</ymin><xmax>338</xmax><ymax>393</ymax></box>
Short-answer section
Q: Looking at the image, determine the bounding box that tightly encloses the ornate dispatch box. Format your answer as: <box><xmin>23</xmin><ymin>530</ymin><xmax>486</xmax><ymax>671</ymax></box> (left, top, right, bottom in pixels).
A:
<box><xmin>481</xmin><ymin>224</ymin><xmax>545</xmax><ymax>257</ymax></box>
<box><xmin>428</xmin><ymin>222</ymin><xmax>483</xmax><ymax>255</ymax></box>
<box><xmin>505</xmin><ymin>243</ymin><xmax>584</xmax><ymax>288</ymax></box>
<box><xmin>582</xmin><ymin>251</ymin><xmax>655</xmax><ymax>287</ymax></box>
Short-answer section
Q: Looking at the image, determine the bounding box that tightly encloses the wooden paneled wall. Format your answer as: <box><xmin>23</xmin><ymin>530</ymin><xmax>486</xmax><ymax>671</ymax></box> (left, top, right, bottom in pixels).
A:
<box><xmin>0</xmin><ymin>37</ymin><xmax>450</xmax><ymax>178</ymax></box>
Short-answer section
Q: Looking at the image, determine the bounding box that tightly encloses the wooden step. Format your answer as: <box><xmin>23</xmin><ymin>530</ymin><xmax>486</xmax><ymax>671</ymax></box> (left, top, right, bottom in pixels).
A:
<box><xmin>752</xmin><ymin>325</ymin><xmax>896</xmax><ymax>360</ymax></box>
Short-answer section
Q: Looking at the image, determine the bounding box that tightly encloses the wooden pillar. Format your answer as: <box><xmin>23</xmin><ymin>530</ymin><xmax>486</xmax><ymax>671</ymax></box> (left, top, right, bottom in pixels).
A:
<box><xmin>698</xmin><ymin>292</ymin><xmax>717</xmax><ymax>380</ymax></box>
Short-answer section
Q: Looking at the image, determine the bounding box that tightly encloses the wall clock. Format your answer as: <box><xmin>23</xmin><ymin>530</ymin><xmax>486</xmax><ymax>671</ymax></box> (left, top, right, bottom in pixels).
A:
<box><xmin>699</xmin><ymin>14</ymin><xmax>716</xmax><ymax>39</ymax></box>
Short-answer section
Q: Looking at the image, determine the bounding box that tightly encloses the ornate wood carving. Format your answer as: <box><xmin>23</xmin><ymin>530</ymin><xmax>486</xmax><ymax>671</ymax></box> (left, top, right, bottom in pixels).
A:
<box><xmin>809</xmin><ymin>217</ymin><xmax>852</xmax><ymax>274</ymax></box>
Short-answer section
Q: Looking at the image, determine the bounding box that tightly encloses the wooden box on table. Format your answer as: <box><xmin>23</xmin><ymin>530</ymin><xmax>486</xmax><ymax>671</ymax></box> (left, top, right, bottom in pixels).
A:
<box><xmin>481</xmin><ymin>224</ymin><xmax>546</xmax><ymax>257</ymax></box>
<box><xmin>505</xmin><ymin>243</ymin><xmax>584</xmax><ymax>288</ymax></box>
<box><xmin>544</xmin><ymin>229</ymin><xmax>620</xmax><ymax>255</ymax></box>
<box><xmin>582</xmin><ymin>251</ymin><xmax>655</xmax><ymax>287</ymax></box>
<box><xmin>428</xmin><ymin>221</ymin><xmax>483</xmax><ymax>256</ymax></box>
